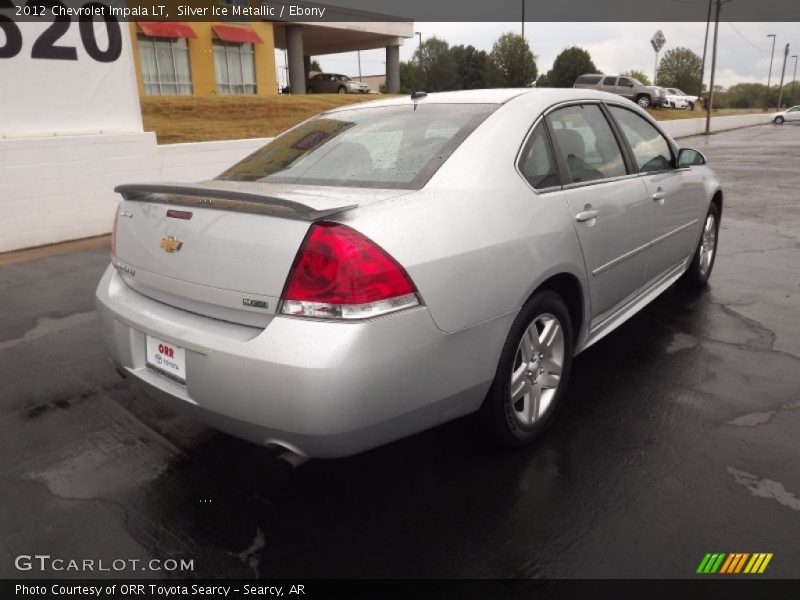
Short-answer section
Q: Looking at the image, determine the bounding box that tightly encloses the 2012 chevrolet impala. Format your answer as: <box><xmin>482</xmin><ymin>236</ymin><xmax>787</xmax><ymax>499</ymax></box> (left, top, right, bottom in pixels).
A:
<box><xmin>96</xmin><ymin>88</ymin><xmax>721</xmax><ymax>457</ymax></box>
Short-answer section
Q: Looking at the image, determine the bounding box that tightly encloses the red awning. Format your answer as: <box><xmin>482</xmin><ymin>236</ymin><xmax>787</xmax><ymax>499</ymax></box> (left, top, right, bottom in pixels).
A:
<box><xmin>138</xmin><ymin>22</ymin><xmax>197</xmax><ymax>39</ymax></box>
<box><xmin>212</xmin><ymin>24</ymin><xmax>263</xmax><ymax>45</ymax></box>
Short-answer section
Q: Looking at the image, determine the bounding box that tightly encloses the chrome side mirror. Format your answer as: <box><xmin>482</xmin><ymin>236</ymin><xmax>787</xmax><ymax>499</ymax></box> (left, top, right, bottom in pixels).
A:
<box><xmin>678</xmin><ymin>148</ymin><xmax>707</xmax><ymax>167</ymax></box>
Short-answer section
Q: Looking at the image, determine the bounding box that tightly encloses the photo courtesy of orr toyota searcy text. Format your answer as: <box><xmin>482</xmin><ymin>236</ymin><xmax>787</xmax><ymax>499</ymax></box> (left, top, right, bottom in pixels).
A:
<box><xmin>14</xmin><ymin>585</ymin><xmax>301</xmax><ymax>596</ymax></box>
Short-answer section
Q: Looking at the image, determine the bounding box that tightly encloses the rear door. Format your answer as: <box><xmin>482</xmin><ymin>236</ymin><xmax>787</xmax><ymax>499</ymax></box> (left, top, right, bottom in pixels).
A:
<box><xmin>607</xmin><ymin>105</ymin><xmax>705</xmax><ymax>283</ymax></box>
<box><xmin>616</xmin><ymin>77</ymin><xmax>636</xmax><ymax>100</ymax></box>
<box><xmin>787</xmin><ymin>107</ymin><xmax>800</xmax><ymax>121</ymax></box>
<box><xmin>601</xmin><ymin>76</ymin><xmax>618</xmax><ymax>96</ymax></box>
<box><xmin>547</xmin><ymin>103</ymin><xmax>651</xmax><ymax>322</ymax></box>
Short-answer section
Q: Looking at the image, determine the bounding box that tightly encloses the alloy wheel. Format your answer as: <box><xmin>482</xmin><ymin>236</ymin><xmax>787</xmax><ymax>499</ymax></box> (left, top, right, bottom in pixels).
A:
<box><xmin>698</xmin><ymin>213</ymin><xmax>717</xmax><ymax>276</ymax></box>
<box><xmin>509</xmin><ymin>313</ymin><xmax>565</xmax><ymax>426</ymax></box>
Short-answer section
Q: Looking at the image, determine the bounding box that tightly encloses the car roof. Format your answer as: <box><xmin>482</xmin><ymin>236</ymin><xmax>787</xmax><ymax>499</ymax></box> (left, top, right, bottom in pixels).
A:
<box><xmin>324</xmin><ymin>87</ymin><xmax>634</xmax><ymax>114</ymax></box>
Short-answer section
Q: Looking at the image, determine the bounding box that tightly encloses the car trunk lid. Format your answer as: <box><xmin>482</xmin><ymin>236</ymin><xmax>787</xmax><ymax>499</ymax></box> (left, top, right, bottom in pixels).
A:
<box><xmin>112</xmin><ymin>181</ymin><xmax>403</xmax><ymax>327</ymax></box>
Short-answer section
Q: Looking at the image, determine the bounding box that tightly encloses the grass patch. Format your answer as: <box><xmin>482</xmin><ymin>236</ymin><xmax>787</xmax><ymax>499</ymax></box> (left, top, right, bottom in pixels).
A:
<box><xmin>141</xmin><ymin>94</ymin><xmax>387</xmax><ymax>144</ymax></box>
<box><xmin>141</xmin><ymin>95</ymin><xmax>768</xmax><ymax>144</ymax></box>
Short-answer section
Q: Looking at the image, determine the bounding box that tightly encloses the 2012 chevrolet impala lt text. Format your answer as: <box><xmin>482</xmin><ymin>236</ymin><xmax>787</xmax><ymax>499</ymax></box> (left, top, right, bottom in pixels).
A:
<box><xmin>96</xmin><ymin>89</ymin><xmax>721</xmax><ymax>458</ymax></box>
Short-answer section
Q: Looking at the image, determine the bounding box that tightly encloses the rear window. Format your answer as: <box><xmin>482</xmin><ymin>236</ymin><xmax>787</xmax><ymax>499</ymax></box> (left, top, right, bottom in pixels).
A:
<box><xmin>218</xmin><ymin>104</ymin><xmax>496</xmax><ymax>189</ymax></box>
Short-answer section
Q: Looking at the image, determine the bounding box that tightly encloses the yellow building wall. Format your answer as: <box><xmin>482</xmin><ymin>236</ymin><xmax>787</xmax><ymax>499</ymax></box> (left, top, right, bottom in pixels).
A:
<box><xmin>129</xmin><ymin>21</ymin><xmax>278</xmax><ymax>97</ymax></box>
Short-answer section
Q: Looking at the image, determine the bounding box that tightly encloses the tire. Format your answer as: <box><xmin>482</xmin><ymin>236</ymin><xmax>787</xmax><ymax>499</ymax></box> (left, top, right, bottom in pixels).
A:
<box><xmin>682</xmin><ymin>203</ymin><xmax>720</xmax><ymax>287</ymax></box>
<box><xmin>774</xmin><ymin>116</ymin><xmax>785</xmax><ymax>124</ymax></box>
<box><xmin>481</xmin><ymin>290</ymin><xmax>574</xmax><ymax>447</ymax></box>
<box><xmin>338</xmin><ymin>86</ymin><xmax>347</xmax><ymax>94</ymax></box>
<box><xmin>637</xmin><ymin>95</ymin><xmax>651</xmax><ymax>108</ymax></box>
<box><xmin>687</xmin><ymin>101</ymin><xmax>695</xmax><ymax>111</ymax></box>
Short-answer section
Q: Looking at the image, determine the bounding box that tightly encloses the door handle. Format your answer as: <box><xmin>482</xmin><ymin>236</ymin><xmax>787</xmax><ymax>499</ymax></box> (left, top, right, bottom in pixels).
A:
<box><xmin>575</xmin><ymin>209</ymin><xmax>599</xmax><ymax>223</ymax></box>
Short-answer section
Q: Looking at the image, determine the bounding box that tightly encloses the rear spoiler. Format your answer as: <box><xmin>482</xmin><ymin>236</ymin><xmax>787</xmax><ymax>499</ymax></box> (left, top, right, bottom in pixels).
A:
<box><xmin>115</xmin><ymin>183</ymin><xmax>358</xmax><ymax>221</ymax></box>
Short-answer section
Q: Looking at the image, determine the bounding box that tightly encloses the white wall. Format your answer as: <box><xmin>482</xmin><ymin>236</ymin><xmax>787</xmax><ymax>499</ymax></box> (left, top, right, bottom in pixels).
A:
<box><xmin>661</xmin><ymin>113</ymin><xmax>773</xmax><ymax>139</ymax></box>
<box><xmin>0</xmin><ymin>134</ymin><xmax>270</xmax><ymax>253</ymax></box>
<box><xmin>0</xmin><ymin>112</ymin><xmax>773</xmax><ymax>253</ymax></box>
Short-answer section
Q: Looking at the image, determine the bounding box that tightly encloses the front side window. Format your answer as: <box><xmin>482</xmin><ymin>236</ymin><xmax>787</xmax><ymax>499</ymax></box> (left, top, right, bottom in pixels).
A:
<box><xmin>213</xmin><ymin>40</ymin><xmax>256</xmax><ymax>95</ymax></box>
<box><xmin>618</xmin><ymin>77</ymin><xmax>634</xmax><ymax>87</ymax></box>
<box><xmin>547</xmin><ymin>104</ymin><xmax>627</xmax><ymax>184</ymax></box>
<box><xmin>138</xmin><ymin>35</ymin><xmax>192</xmax><ymax>95</ymax></box>
<box><xmin>519</xmin><ymin>123</ymin><xmax>558</xmax><ymax>189</ymax></box>
<box><xmin>608</xmin><ymin>106</ymin><xmax>674</xmax><ymax>173</ymax></box>
<box><xmin>219</xmin><ymin>103</ymin><xmax>496</xmax><ymax>189</ymax></box>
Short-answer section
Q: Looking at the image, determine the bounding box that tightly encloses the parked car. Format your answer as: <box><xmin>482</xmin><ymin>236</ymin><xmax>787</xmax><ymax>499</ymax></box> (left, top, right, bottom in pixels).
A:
<box><xmin>307</xmin><ymin>73</ymin><xmax>370</xmax><ymax>94</ymax></box>
<box><xmin>574</xmin><ymin>74</ymin><xmax>666</xmax><ymax>108</ymax></box>
<box><xmin>664</xmin><ymin>88</ymin><xmax>699</xmax><ymax>110</ymax></box>
<box><xmin>663</xmin><ymin>90</ymin><xmax>690</xmax><ymax>109</ymax></box>
<box><xmin>97</xmin><ymin>88</ymin><xmax>721</xmax><ymax>458</ymax></box>
<box><xmin>773</xmin><ymin>105</ymin><xmax>800</xmax><ymax>124</ymax></box>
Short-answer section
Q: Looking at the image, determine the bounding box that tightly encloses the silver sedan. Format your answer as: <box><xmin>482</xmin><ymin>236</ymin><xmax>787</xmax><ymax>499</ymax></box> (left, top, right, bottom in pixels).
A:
<box><xmin>96</xmin><ymin>88</ymin><xmax>722</xmax><ymax>457</ymax></box>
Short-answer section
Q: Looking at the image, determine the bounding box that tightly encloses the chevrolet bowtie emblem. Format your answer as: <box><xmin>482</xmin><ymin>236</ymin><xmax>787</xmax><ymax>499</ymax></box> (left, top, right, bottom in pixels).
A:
<box><xmin>160</xmin><ymin>236</ymin><xmax>183</xmax><ymax>253</ymax></box>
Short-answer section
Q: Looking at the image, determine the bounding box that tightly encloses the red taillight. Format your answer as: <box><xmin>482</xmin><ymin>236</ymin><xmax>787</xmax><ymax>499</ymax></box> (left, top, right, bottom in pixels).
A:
<box><xmin>110</xmin><ymin>204</ymin><xmax>120</xmax><ymax>257</ymax></box>
<box><xmin>280</xmin><ymin>222</ymin><xmax>419</xmax><ymax>319</ymax></box>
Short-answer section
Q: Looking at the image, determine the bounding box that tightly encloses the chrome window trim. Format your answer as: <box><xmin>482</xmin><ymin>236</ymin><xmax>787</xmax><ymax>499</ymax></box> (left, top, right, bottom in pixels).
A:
<box><xmin>604</xmin><ymin>101</ymin><xmax>681</xmax><ymax>170</ymax></box>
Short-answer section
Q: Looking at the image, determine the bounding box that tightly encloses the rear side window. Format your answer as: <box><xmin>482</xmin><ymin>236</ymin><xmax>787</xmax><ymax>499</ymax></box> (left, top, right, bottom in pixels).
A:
<box><xmin>608</xmin><ymin>106</ymin><xmax>674</xmax><ymax>172</ymax></box>
<box><xmin>576</xmin><ymin>75</ymin><xmax>602</xmax><ymax>85</ymax></box>
<box><xmin>603</xmin><ymin>77</ymin><xmax>617</xmax><ymax>86</ymax></box>
<box><xmin>519</xmin><ymin>123</ymin><xmax>558</xmax><ymax>189</ymax></box>
<box><xmin>547</xmin><ymin>104</ymin><xmax>627</xmax><ymax>184</ymax></box>
<box><xmin>219</xmin><ymin>104</ymin><xmax>496</xmax><ymax>189</ymax></box>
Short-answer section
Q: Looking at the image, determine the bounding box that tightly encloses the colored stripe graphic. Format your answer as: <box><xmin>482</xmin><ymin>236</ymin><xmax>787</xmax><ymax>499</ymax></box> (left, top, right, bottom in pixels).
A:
<box><xmin>697</xmin><ymin>554</ymin><xmax>713</xmax><ymax>573</ymax></box>
<box><xmin>758</xmin><ymin>553</ymin><xmax>773</xmax><ymax>573</ymax></box>
<box><xmin>719</xmin><ymin>554</ymin><xmax>736</xmax><ymax>573</ymax></box>
<box><xmin>699</xmin><ymin>552</ymin><xmax>773</xmax><ymax>574</ymax></box>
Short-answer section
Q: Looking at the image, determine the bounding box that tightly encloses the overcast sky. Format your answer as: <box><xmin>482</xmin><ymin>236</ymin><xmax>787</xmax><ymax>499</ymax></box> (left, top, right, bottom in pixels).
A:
<box><xmin>309</xmin><ymin>22</ymin><xmax>799</xmax><ymax>88</ymax></box>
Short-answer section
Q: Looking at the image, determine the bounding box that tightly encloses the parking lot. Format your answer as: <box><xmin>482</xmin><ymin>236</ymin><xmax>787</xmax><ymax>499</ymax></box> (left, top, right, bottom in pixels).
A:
<box><xmin>1</xmin><ymin>123</ymin><xmax>798</xmax><ymax>579</ymax></box>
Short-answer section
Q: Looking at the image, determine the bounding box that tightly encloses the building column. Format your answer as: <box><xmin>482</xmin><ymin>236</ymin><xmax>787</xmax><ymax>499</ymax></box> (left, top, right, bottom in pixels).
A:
<box><xmin>286</xmin><ymin>25</ymin><xmax>306</xmax><ymax>95</ymax></box>
<box><xmin>386</xmin><ymin>45</ymin><xmax>400</xmax><ymax>94</ymax></box>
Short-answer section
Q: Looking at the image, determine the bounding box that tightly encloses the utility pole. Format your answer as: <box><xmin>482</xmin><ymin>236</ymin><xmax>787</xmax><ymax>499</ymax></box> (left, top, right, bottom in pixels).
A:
<box><xmin>357</xmin><ymin>51</ymin><xmax>362</xmax><ymax>80</ymax></box>
<box><xmin>699</xmin><ymin>0</ymin><xmax>713</xmax><ymax>93</ymax></box>
<box><xmin>521</xmin><ymin>0</ymin><xmax>525</xmax><ymax>39</ymax></box>
<box><xmin>705</xmin><ymin>0</ymin><xmax>728</xmax><ymax>134</ymax></box>
<box><xmin>791</xmin><ymin>55</ymin><xmax>798</xmax><ymax>105</ymax></box>
<box><xmin>766</xmin><ymin>34</ymin><xmax>776</xmax><ymax>106</ymax></box>
<box><xmin>777</xmin><ymin>43</ymin><xmax>790</xmax><ymax>110</ymax></box>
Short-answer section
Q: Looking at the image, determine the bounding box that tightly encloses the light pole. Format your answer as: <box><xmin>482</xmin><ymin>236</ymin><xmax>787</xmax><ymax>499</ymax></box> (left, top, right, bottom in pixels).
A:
<box><xmin>522</xmin><ymin>0</ymin><xmax>525</xmax><ymax>39</ymax></box>
<box><xmin>777</xmin><ymin>43</ymin><xmax>790</xmax><ymax>110</ymax></box>
<box><xmin>706</xmin><ymin>0</ymin><xmax>731</xmax><ymax>133</ymax></box>
<box><xmin>699</xmin><ymin>0</ymin><xmax>713</xmax><ymax>93</ymax></box>
<box><xmin>766</xmin><ymin>33</ymin><xmax>776</xmax><ymax>105</ymax></box>
<box><xmin>791</xmin><ymin>55</ymin><xmax>798</xmax><ymax>105</ymax></box>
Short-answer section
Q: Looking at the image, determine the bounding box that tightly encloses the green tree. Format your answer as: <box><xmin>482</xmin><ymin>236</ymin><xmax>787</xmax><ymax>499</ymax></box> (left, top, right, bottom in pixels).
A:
<box><xmin>656</xmin><ymin>47</ymin><xmax>702</xmax><ymax>94</ymax></box>
<box><xmin>487</xmin><ymin>33</ymin><xmax>537</xmax><ymax>87</ymax></box>
<box><xmin>538</xmin><ymin>46</ymin><xmax>597</xmax><ymax>88</ymax></box>
<box><xmin>412</xmin><ymin>36</ymin><xmax>457</xmax><ymax>92</ymax></box>
<box><xmin>397</xmin><ymin>61</ymin><xmax>418</xmax><ymax>94</ymax></box>
<box><xmin>309</xmin><ymin>59</ymin><xmax>322</xmax><ymax>72</ymax></box>
<box><xmin>621</xmin><ymin>69</ymin><xmax>650</xmax><ymax>86</ymax></box>
<box><xmin>450</xmin><ymin>44</ymin><xmax>489</xmax><ymax>89</ymax></box>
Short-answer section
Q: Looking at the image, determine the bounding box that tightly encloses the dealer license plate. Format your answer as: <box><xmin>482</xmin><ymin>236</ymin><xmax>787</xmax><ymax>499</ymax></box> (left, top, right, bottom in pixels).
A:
<box><xmin>145</xmin><ymin>335</ymin><xmax>186</xmax><ymax>384</ymax></box>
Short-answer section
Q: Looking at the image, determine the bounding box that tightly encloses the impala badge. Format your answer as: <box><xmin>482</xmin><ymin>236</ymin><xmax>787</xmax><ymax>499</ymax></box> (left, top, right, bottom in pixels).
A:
<box><xmin>160</xmin><ymin>235</ymin><xmax>183</xmax><ymax>253</ymax></box>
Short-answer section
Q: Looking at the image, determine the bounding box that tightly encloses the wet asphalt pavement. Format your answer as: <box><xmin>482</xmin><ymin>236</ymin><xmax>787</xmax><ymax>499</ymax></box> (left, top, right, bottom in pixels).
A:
<box><xmin>1</xmin><ymin>124</ymin><xmax>798</xmax><ymax>580</ymax></box>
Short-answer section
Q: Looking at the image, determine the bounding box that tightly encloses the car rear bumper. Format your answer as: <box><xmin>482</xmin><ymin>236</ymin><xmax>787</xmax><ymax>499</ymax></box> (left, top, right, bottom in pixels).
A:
<box><xmin>95</xmin><ymin>266</ymin><xmax>503</xmax><ymax>457</ymax></box>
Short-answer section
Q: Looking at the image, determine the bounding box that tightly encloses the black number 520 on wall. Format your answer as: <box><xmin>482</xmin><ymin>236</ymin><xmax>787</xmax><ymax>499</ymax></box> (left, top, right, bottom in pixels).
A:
<box><xmin>0</xmin><ymin>0</ymin><xmax>122</xmax><ymax>62</ymax></box>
